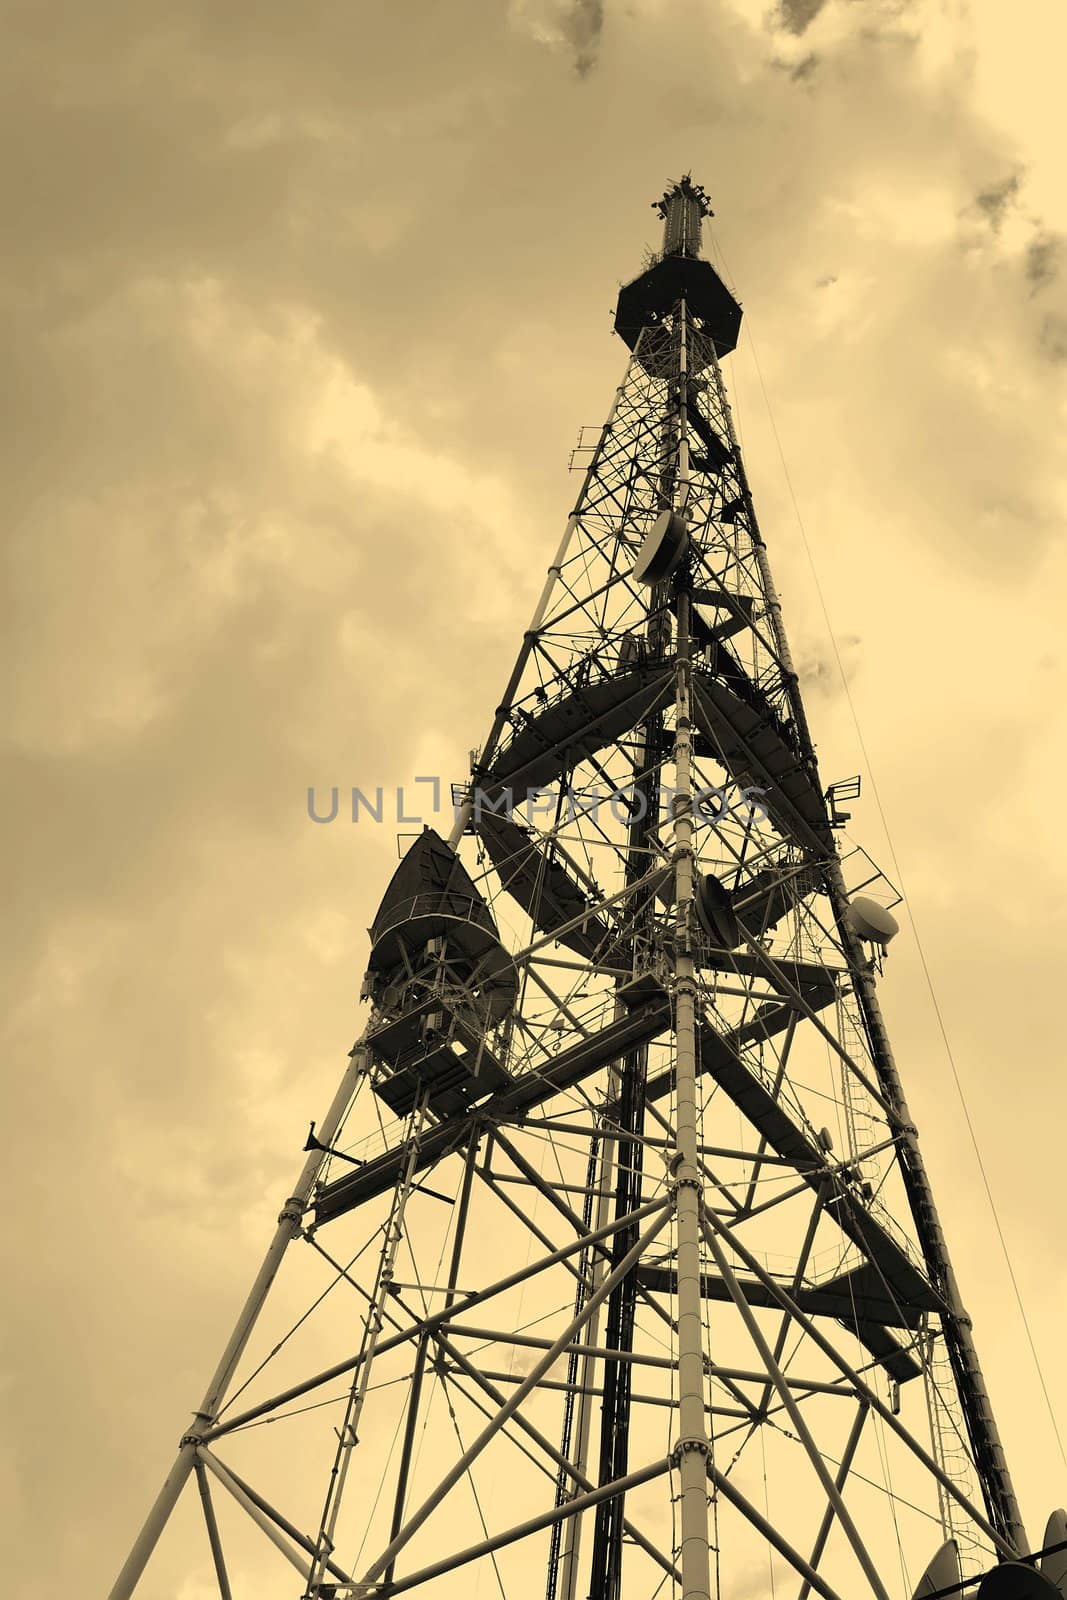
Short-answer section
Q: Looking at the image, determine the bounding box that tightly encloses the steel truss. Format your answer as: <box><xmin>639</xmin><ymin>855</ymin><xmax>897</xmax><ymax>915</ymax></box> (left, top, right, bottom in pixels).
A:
<box><xmin>111</xmin><ymin>185</ymin><xmax>1036</xmax><ymax>1600</ymax></box>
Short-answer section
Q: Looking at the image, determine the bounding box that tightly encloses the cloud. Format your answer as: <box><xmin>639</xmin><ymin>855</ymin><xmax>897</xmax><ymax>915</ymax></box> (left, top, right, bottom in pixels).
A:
<box><xmin>774</xmin><ymin>0</ymin><xmax>829</xmax><ymax>35</ymax></box>
<box><xmin>509</xmin><ymin>0</ymin><xmax>606</xmax><ymax>74</ymax></box>
<box><xmin>1038</xmin><ymin>313</ymin><xmax>1067</xmax><ymax>362</ymax></box>
<box><xmin>795</xmin><ymin>635</ymin><xmax>862</xmax><ymax>699</ymax></box>
<box><xmin>569</xmin><ymin>0</ymin><xmax>606</xmax><ymax>74</ymax></box>
<box><xmin>1026</xmin><ymin>231</ymin><xmax>1061</xmax><ymax>293</ymax></box>
<box><xmin>791</xmin><ymin>49</ymin><xmax>820</xmax><ymax>78</ymax></box>
<box><xmin>972</xmin><ymin>171</ymin><xmax>1022</xmax><ymax>231</ymax></box>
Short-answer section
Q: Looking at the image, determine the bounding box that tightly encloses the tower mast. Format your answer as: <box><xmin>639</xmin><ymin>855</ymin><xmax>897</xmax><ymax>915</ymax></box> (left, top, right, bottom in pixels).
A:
<box><xmin>111</xmin><ymin>180</ymin><xmax>1057</xmax><ymax>1600</ymax></box>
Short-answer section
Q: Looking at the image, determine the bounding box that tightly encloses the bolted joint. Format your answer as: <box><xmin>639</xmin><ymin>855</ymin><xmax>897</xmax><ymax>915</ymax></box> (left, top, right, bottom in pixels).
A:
<box><xmin>669</xmin><ymin>1175</ymin><xmax>703</xmax><ymax>1204</ymax></box>
<box><xmin>674</xmin><ymin>975</ymin><xmax>698</xmax><ymax>999</ymax></box>
<box><xmin>278</xmin><ymin>1197</ymin><xmax>304</xmax><ymax>1227</ymax></box>
<box><xmin>670</xmin><ymin>1436</ymin><xmax>710</xmax><ymax>1466</ymax></box>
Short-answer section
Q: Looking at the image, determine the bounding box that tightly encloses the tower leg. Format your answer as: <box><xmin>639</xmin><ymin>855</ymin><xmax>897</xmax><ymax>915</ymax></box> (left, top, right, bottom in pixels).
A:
<box><xmin>108</xmin><ymin>1047</ymin><xmax>370</xmax><ymax>1599</ymax></box>
<box><xmin>706</xmin><ymin>345</ymin><xmax>1027</xmax><ymax>1556</ymax></box>
<box><xmin>671</xmin><ymin>574</ymin><xmax>713</xmax><ymax>1600</ymax></box>
<box><xmin>825</xmin><ymin>858</ymin><xmax>1027</xmax><ymax>1555</ymax></box>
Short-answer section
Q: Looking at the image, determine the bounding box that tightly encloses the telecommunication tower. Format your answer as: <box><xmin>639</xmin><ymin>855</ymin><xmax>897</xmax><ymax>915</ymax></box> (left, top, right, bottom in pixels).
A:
<box><xmin>111</xmin><ymin>178</ymin><xmax>1067</xmax><ymax>1600</ymax></box>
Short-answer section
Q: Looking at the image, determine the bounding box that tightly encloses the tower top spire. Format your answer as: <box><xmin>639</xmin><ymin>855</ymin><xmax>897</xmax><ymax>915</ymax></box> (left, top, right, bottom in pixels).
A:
<box><xmin>616</xmin><ymin>174</ymin><xmax>739</xmax><ymax>360</ymax></box>
<box><xmin>652</xmin><ymin>174</ymin><xmax>713</xmax><ymax>259</ymax></box>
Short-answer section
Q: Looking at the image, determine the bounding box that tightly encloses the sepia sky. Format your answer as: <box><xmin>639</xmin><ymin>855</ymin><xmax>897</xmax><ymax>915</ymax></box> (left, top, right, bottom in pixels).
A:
<box><xmin>2</xmin><ymin>1</ymin><xmax>1067</xmax><ymax>1596</ymax></box>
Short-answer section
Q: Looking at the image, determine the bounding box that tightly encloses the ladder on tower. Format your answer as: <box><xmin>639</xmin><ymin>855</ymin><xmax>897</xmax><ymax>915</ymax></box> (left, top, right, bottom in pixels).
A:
<box><xmin>922</xmin><ymin>1322</ymin><xmax>988</xmax><ymax>1584</ymax></box>
<box><xmin>838</xmin><ymin>987</ymin><xmax>881</xmax><ymax>1200</ymax></box>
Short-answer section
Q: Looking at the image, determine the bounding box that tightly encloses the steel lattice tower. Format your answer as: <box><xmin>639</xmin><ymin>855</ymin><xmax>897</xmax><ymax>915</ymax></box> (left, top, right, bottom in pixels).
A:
<box><xmin>111</xmin><ymin>180</ymin><xmax>1067</xmax><ymax>1600</ymax></box>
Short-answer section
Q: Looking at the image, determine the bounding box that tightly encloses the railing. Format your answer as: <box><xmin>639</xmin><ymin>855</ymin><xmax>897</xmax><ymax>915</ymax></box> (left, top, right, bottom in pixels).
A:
<box><xmin>374</xmin><ymin>893</ymin><xmax>497</xmax><ymax>943</ymax></box>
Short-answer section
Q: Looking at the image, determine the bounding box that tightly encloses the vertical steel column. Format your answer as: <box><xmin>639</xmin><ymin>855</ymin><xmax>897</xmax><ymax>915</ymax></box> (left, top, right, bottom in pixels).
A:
<box><xmin>669</xmin><ymin>300</ymin><xmax>714</xmax><ymax>1600</ymax></box>
<box><xmin>553</xmin><ymin>1130</ymin><xmax>608</xmax><ymax>1600</ymax></box>
<box><xmin>588</xmin><ymin>573</ymin><xmax>662</xmax><ymax>1600</ymax></box>
<box><xmin>108</xmin><ymin>1045</ymin><xmax>372</xmax><ymax>1600</ymax></box>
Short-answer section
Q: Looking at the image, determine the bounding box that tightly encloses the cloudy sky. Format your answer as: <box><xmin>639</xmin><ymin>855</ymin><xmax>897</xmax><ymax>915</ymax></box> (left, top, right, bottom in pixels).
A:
<box><xmin>3</xmin><ymin>1</ymin><xmax>1066</xmax><ymax>1595</ymax></box>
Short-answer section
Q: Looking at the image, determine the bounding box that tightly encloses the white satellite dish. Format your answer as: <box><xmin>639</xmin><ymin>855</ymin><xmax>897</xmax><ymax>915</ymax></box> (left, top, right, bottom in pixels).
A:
<box><xmin>847</xmin><ymin>896</ymin><xmax>899</xmax><ymax>947</ymax></box>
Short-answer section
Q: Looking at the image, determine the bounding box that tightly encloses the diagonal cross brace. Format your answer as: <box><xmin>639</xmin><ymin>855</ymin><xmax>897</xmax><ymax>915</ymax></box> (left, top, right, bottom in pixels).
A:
<box><xmin>359</xmin><ymin>1197</ymin><xmax>674</xmax><ymax>1586</ymax></box>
